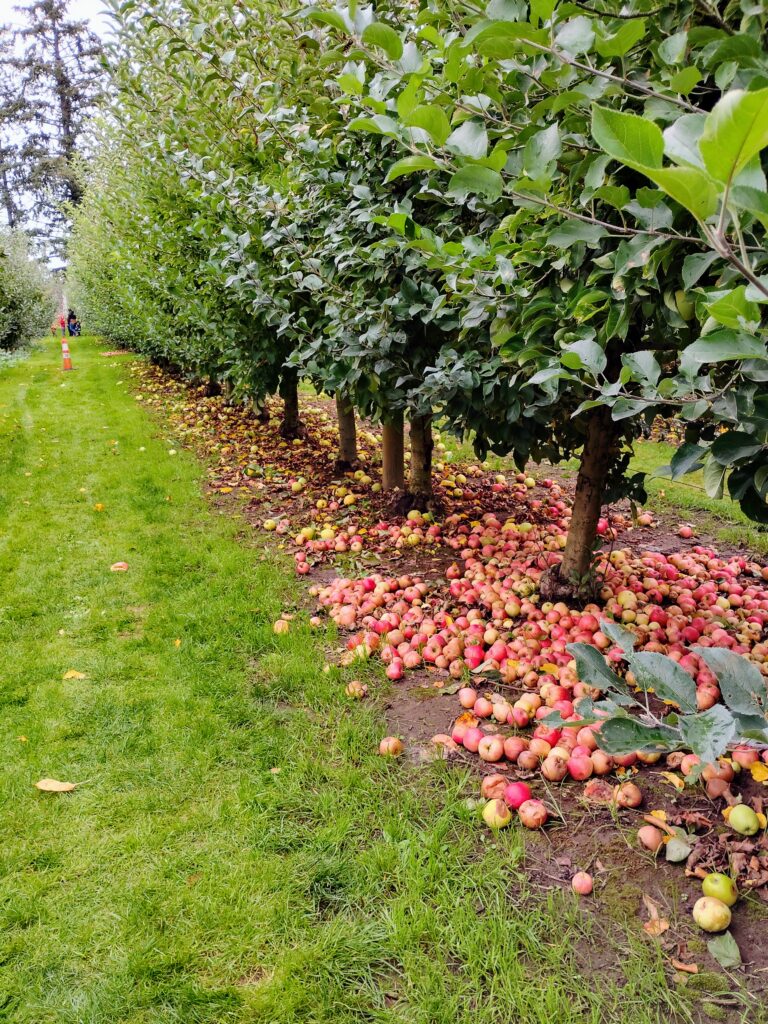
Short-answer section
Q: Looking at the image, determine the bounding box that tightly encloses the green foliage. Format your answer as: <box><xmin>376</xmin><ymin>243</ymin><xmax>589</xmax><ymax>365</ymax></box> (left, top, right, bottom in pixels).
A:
<box><xmin>568</xmin><ymin>626</ymin><xmax>768</xmax><ymax>764</ymax></box>
<box><xmin>68</xmin><ymin>0</ymin><xmax>768</xmax><ymax>562</ymax></box>
<box><xmin>0</xmin><ymin>229</ymin><xmax>54</xmax><ymax>349</ymax></box>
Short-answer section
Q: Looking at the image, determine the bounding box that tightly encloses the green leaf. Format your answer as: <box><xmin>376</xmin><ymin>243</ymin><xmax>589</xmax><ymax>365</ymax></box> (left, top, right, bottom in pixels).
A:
<box><xmin>665</xmin><ymin>836</ymin><xmax>694</xmax><ymax>862</ymax></box>
<box><xmin>556</xmin><ymin>16</ymin><xmax>594</xmax><ymax>56</ymax></box>
<box><xmin>706</xmin><ymin>286</ymin><xmax>761</xmax><ymax>329</ymax></box>
<box><xmin>486</xmin><ymin>0</ymin><xmax>526</xmax><ymax>19</ymax></box>
<box><xmin>446</xmin><ymin>120</ymin><xmax>488</xmax><ymax>159</ymax></box>
<box><xmin>669</xmin><ymin>66</ymin><xmax>701</xmax><ymax>96</ymax></box>
<box><xmin>626</xmin><ymin>652</ymin><xmax>698</xmax><ymax>713</ymax></box>
<box><xmin>348</xmin><ymin>115</ymin><xmax>401</xmax><ymax>138</ymax></box>
<box><xmin>447</xmin><ymin>165</ymin><xmax>503</xmax><ymax>200</ymax></box>
<box><xmin>599</xmin><ymin>717</ymin><xmax>678</xmax><ymax>755</ymax></box>
<box><xmin>658</xmin><ymin>31</ymin><xmax>687</xmax><ymax>65</ymax></box>
<box><xmin>385</xmin><ymin>156</ymin><xmax>439</xmax><ymax>182</ymax></box>
<box><xmin>682</xmin><ymin>251</ymin><xmax>718</xmax><ymax>289</ymax></box>
<box><xmin>600</xmin><ymin>619</ymin><xmax>638</xmax><ymax>653</ymax></box>
<box><xmin>622</xmin><ymin>350</ymin><xmax>661</xmax><ymax>386</ymax></box>
<box><xmin>471</xmin><ymin>21</ymin><xmax>547</xmax><ymax>58</ymax></box>
<box><xmin>591</xmin><ymin>106</ymin><xmax>664</xmax><ymax>170</ymax></box>
<box><xmin>711</xmin><ymin>430</ymin><xmax>764</xmax><ymax>466</ymax></box>
<box><xmin>702</xmin><ymin>457</ymin><xmax>726</xmax><ymax>499</ymax></box>
<box><xmin>699</xmin><ymin>88</ymin><xmax>768</xmax><ymax>185</ymax></box>
<box><xmin>707</xmin><ymin>932</ymin><xmax>742</xmax><ymax>969</ymax></box>
<box><xmin>670</xmin><ymin>442</ymin><xmax>706</xmax><ymax>479</ymax></box>
<box><xmin>693</xmin><ymin>647</ymin><xmax>767</xmax><ymax>717</ymax></box>
<box><xmin>523</xmin><ymin>124</ymin><xmax>561</xmax><ymax>178</ymax></box>
<box><xmin>404</xmin><ymin>105</ymin><xmax>451</xmax><ymax>146</ymax></box>
<box><xmin>565</xmin><ymin>642</ymin><xmax>625</xmax><ymax>692</ymax></box>
<box><xmin>663</xmin><ymin>114</ymin><xmax>706</xmax><ymax>169</ymax></box>
<box><xmin>546</xmin><ymin>221</ymin><xmax>605</xmax><ymax>247</ymax></box>
<box><xmin>679</xmin><ymin>704</ymin><xmax>736</xmax><ymax>764</ymax></box>
<box><xmin>642</xmin><ymin>167</ymin><xmax>718</xmax><ymax>221</ymax></box>
<box><xmin>594</xmin><ymin>19</ymin><xmax>645</xmax><ymax>59</ymax></box>
<box><xmin>304</xmin><ymin>8</ymin><xmax>349</xmax><ymax>32</ymax></box>
<box><xmin>561</xmin><ymin>338</ymin><xmax>606</xmax><ymax>375</ymax></box>
<box><xmin>361</xmin><ymin>22</ymin><xmax>403</xmax><ymax>60</ymax></box>
<box><xmin>682</xmin><ymin>330</ymin><xmax>768</xmax><ymax>366</ymax></box>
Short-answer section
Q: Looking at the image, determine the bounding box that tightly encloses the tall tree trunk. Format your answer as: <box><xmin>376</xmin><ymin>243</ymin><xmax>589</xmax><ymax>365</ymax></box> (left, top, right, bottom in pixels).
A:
<box><xmin>408</xmin><ymin>412</ymin><xmax>433</xmax><ymax>506</ymax></box>
<box><xmin>335</xmin><ymin>393</ymin><xmax>357</xmax><ymax>472</ymax></box>
<box><xmin>541</xmin><ymin>406</ymin><xmax>619</xmax><ymax>601</ymax></box>
<box><xmin>382</xmin><ymin>414</ymin><xmax>405</xmax><ymax>491</ymax></box>
<box><xmin>279</xmin><ymin>369</ymin><xmax>305</xmax><ymax>439</ymax></box>
<box><xmin>0</xmin><ymin>166</ymin><xmax>17</xmax><ymax>228</ymax></box>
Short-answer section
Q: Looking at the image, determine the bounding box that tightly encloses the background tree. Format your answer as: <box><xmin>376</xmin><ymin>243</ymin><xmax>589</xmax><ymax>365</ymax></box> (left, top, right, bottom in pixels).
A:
<box><xmin>1</xmin><ymin>0</ymin><xmax>103</xmax><ymax>258</ymax></box>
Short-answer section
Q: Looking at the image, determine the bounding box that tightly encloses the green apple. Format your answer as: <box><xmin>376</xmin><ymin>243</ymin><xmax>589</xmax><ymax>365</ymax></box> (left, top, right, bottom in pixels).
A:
<box><xmin>728</xmin><ymin>804</ymin><xmax>760</xmax><ymax>836</ymax></box>
<box><xmin>702</xmin><ymin>872</ymin><xmax>738</xmax><ymax>907</ymax></box>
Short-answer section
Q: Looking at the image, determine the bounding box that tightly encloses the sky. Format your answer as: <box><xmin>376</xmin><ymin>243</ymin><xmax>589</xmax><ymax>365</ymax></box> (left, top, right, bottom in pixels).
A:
<box><xmin>6</xmin><ymin>0</ymin><xmax>113</xmax><ymax>36</ymax></box>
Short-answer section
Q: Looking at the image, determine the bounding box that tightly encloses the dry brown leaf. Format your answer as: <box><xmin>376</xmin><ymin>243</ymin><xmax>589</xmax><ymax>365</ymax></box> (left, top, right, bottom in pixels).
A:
<box><xmin>62</xmin><ymin>669</ymin><xmax>86</xmax><ymax>680</ymax></box>
<box><xmin>670</xmin><ymin>959</ymin><xmax>698</xmax><ymax>974</ymax></box>
<box><xmin>642</xmin><ymin>894</ymin><xmax>670</xmax><ymax>937</ymax></box>
<box><xmin>644</xmin><ymin>917</ymin><xmax>670</xmax><ymax>937</ymax></box>
<box><xmin>34</xmin><ymin>778</ymin><xmax>76</xmax><ymax>793</ymax></box>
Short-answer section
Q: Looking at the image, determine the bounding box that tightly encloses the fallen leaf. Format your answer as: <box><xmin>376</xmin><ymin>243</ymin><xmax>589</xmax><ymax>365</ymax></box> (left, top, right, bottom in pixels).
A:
<box><xmin>750</xmin><ymin>762</ymin><xmax>768</xmax><ymax>784</ymax></box>
<box><xmin>93</xmin><ymin>503</ymin><xmax>105</xmax><ymax>512</ymax></box>
<box><xmin>18</xmin><ymin>735</ymin><xmax>27</xmax><ymax>743</ymax></box>
<box><xmin>62</xmin><ymin>669</ymin><xmax>86</xmax><ymax>680</ymax></box>
<box><xmin>670</xmin><ymin>959</ymin><xmax>698</xmax><ymax>974</ymax></box>
<box><xmin>638</xmin><ymin>897</ymin><xmax>671</xmax><ymax>937</ymax></box>
<box><xmin>643</xmin><ymin>916</ymin><xmax>670</xmax><ymax>937</ymax></box>
<box><xmin>659</xmin><ymin>771</ymin><xmax>685</xmax><ymax>791</ymax></box>
<box><xmin>438</xmin><ymin>683</ymin><xmax>460</xmax><ymax>695</ymax></box>
<box><xmin>34</xmin><ymin>778</ymin><xmax>76</xmax><ymax>792</ymax></box>
<box><xmin>110</xmin><ymin>561</ymin><xmax>129</xmax><ymax>572</ymax></box>
<box><xmin>707</xmin><ymin>931</ymin><xmax>742</xmax><ymax>968</ymax></box>
<box><xmin>649</xmin><ymin>809</ymin><xmax>668</xmax><ymax>822</ymax></box>
<box><xmin>174</xmin><ymin>638</ymin><xmax>181</xmax><ymax>648</ymax></box>
<box><xmin>269</xmin><ymin>767</ymin><xmax>281</xmax><ymax>774</ymax></box>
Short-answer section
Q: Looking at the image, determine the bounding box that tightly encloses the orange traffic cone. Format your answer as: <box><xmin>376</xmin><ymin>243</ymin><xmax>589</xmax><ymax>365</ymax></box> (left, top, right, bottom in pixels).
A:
<box><xmin>62</xmin><ymin>340</ymin><xmax>73</xmax><ymax>371</ymax></box>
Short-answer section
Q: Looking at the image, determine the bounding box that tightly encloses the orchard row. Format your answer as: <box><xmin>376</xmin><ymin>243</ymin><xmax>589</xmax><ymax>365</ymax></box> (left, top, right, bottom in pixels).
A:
<box><xmin>70</xmin><ymin>1</ymin><xmax>768</xmax><ymax>600</ymax></box>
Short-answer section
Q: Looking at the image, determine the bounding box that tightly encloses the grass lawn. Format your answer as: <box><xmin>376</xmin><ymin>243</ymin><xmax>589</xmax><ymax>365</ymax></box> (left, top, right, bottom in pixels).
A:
<box><xmin>0</xmin><ymin>338</ymin><xmax>719</xmax><ymax>1023</ymax></box>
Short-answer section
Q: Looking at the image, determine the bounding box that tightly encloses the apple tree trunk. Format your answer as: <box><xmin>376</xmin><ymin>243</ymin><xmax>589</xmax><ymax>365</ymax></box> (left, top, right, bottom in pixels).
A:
<box><xmin>408</xmin><ymin>412</ymin><xmax>433</xmax><ymax>506</ymax></box>
<box><xmin>382</xmin><ymin>414</ymin><xmax>405</xmax><ymax>491</ymax></box>
<box><xmin>335</xmin><ymin>393</ymin><xmax>358</xmax><ymax>472</ymax></box>
<box><xmin>541</xmin><ymin>406</ymin><xmax>619</xmax><ymax>601</ymax></box>
<box><xmin>279</xmin><ymin>369</ymin><xmax>305</xmax><ymax>439</ymax></box>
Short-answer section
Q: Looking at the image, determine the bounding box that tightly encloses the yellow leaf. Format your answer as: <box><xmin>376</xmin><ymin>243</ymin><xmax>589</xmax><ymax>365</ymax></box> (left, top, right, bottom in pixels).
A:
<box><xmin>649</xmin><ymin>809</ymin><xmax>668</xmax><ymax>822</ymax></box>
<box><xmin>750</xmin><ymin>761</ymin><xmax>768</xmax><ymax>783</ymax></box>
<box><xmin>93</xmin><ymin>503</ymin><xmax>105</xmax><ymax>512</ymax></box>
<box><xmin>541</xmin><ymin>663</ymin><xmax>559</xmax><ymax>675</ymax></box>
<box><xmin>63</xmin><ymin>669</ymin><xmax>86</xmax><ymax>680</ymax></box>
<box><xmin>659</xmin><ymin>772</ymin><xmax>685</xmax><ymax>791</ymax></box>
<box><xmin>721</xmin><ymin>806</ymin><xmax>732</xmax><ymax>822</ymax></box>
<box><xmin>18</xmin><ymin>735</ymin><xmax>27</xmax><ymax>743</ymax></box>
<box><xmin>758</xmin><ymin>812</ymin><xmax>768</xmax><ymax>830</ymax></box>
<box><xmin>34</xmin><ymin>778</ymin><xmax>76</xmax><ymax>793</ymax></box>
<box><xmin>174</xmin><ymin>638</ymin><xmax>181</xmax><ymax>648</ymax></box>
